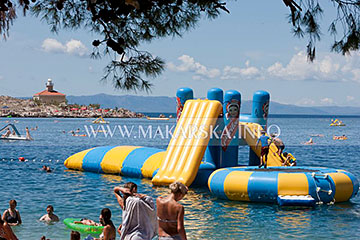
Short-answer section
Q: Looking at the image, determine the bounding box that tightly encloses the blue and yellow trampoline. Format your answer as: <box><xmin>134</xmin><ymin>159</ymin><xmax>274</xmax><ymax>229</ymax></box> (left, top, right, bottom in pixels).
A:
<box><xmin>208</xmin><ymin>166</ymin><xmax>359</xmax><ymax>205</ymax></box>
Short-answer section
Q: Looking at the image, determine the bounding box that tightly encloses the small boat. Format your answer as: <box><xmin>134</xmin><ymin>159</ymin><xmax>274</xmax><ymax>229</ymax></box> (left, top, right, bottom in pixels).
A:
<box><xmin>2</xmin><ymin>135</ymin><xmax>28</xmax><ymax>141</ymax></box>
<box><xmin>92</xmin><ymin>116</ymin><xmax>109</xmax><ymax>124</ymax></box>
<box><xmin>333</xmin><ymin>135</ymin><xmax>347</xmax><ymax>140</ymax></box>
<box><xmin>146</xmin><ymin>116</ymin><xmax>170</xmax><ymax>120</ymax></box>
<box><xmin>330</xmin><ymin>119</ymin><xmax>345</xmax><ymax>126</ymax></box>
<box><xmin>0</xmin><ymin>124</ymin><xmax>29</xmax><ymax>141</ymax></box>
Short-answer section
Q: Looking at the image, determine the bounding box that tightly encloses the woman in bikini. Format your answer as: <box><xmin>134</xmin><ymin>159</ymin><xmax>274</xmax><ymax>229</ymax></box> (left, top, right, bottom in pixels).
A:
<box><xmin>156</xmin><ymin>182</ymin><xmax>188</xmax><ymax>240</ymax></box>
<box><xmin>0</xmin><ymin>217</ymin><xmax>18</xmax><ymax>240</ymax></box>
<box><xmin>2</xmin><ymin>200</ymin><xmax>22</xmax><ymax>226</ymax></box>
<box><xmin>94</xmin><ymin>208</ymin><xmax>116</xmax><ymax>240</ymax></box>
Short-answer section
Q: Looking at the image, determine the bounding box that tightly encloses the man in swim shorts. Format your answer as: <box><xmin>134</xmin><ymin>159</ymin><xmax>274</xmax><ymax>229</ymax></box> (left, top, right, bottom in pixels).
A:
<box><xmin>256</xmin><ymin>131</ymin><xmax>272</xmax><ymax>168</ymax></box>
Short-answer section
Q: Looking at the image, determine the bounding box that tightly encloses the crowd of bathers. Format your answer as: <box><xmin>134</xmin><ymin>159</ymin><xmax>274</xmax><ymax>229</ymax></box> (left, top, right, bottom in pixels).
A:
<box><xmin>0</xmin><ymin>181</ymin><xmax>189</xmax><ymax>240</ymax></box>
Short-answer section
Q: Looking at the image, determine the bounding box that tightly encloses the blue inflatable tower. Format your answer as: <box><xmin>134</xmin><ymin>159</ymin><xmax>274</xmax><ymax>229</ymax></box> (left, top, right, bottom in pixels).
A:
<box><xmin>220</xmin><ymin>90</ymin><xmax>241</xmax><ymax>168</ymax></box>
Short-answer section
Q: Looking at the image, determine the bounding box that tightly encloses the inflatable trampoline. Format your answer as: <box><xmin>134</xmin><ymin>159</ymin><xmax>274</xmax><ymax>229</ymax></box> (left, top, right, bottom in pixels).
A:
<box><xmin>208</xmin><ymin>166</ymin><xmax>359</xmax><ymax>205</ymax></box>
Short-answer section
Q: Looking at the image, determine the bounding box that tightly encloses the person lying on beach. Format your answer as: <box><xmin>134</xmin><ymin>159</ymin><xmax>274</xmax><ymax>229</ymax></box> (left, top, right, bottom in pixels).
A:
<box><xmin>73</xmin><ymin>218</ymin><xmax>100</xmax><ymax>226</ymax></box>
<box><xmin>39</xmin><ymin>205</ymin><xmax>59</xmax><ymax>223</ymax></box>
<box><xmin>2</xmin><ymin>199</ymin><xmax>22</xmax><ymax>226</ymax></box>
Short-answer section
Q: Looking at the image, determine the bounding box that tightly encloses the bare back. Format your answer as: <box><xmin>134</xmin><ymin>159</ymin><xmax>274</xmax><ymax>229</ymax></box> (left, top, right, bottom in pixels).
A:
<box><xmin>273</xmin><ymin>138</ymin><xmax>284</xmax><ymax>146</ymax></box>
<box><xmin>156</xmin><ymin>196</ymin><xmax>184</xmax><ymax>238</ymax></box>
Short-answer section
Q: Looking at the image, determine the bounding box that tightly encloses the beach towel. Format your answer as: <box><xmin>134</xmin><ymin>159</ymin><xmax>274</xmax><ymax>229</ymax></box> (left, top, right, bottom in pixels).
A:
<box><xmin>121</xmin><ymin>196</ymin><xmax>157</xmax><ymax>240</ymax></box>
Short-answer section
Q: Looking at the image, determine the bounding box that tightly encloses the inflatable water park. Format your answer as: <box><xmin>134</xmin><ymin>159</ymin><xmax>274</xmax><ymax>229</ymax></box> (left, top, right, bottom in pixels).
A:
<box><xmin>65</xmin><ymin>88</ymin><xmax>359</xmax><ymax>206</ymax></box>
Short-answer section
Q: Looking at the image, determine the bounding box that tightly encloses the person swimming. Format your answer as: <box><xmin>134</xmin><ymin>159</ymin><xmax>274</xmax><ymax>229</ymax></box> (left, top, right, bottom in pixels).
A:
<box><xmin>41</xmin><ymin>165</ymin><xmax>52</xmax><ymax>173</ymax></box>
<box><xmin>39</xmin><ymin>205</ymin><xmax>59</xmax><ymax>223</ymax></box>
<box><xmin>70</xmin><ymin>130</ymin><xmax>86</xmax><ymax>137</ymax></box>
<box><xmin>304</xmin><ymin>138</ymin><xmax>314</xmax><ymax>145</ymax></box>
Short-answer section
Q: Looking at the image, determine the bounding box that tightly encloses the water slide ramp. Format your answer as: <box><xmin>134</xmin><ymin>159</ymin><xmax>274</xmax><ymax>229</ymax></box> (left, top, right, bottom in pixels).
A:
<box><xmin>239</xmin><ymin>122</ymin><xmax>283</xmax><ymax>167</ymax></box>
<box><xmin>152</xmin><ymin>99</ymin><xmax>222</xmax><ymax>186</ymax></box>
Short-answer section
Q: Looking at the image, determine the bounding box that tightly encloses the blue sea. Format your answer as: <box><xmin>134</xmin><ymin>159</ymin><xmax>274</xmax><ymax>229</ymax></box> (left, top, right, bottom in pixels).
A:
<box><xmin>1</xmin><ymin>116</ymin><xmax>360</xmax><ymax>240</ymax></box>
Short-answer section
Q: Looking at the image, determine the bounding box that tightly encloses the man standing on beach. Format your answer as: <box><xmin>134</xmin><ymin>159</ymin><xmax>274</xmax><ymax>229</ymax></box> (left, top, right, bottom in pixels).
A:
<box><xmin>256</xmin><ymin>131</ymin><xmax>272</xmax><ymax>168</ymax></box>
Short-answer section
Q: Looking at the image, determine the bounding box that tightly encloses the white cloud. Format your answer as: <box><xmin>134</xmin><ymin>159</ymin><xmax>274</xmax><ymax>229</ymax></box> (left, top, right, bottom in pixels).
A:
<box><xmin>42</xmin><ymin>38</ymin><xmax>66</xmax><ymax>53</ymax></box>
<box><xmin>221</xmin><ymin>65</ymin><xmax>260</xmax><ymax>80</ymax></box>
<box><xmin>346</xmin><ymin>96</ymin><xmax>355</xmax><ymax>102</ymax></box>
<box><xmin>65</xmin><ymin>40</ymin><xmax>88</xmax><ymax>56</ymax></box>
<box><xmin>41</xmin><ymin>38</ymin><xmax>88</xmax><ymax>57</ymax></box>
<box><xmin>320</xmin><ymin>97</ymin><xmax>334</xmax><ymax>105</ymax></box>
<box><xmin>167</xmin><ymin>55</ymin><xmax>220</xmax><ymax>79</ymax></box>
<box><xmin>168</xmin><ymin>52</ymin><xmax>360</xmax><ymax>83</ymax></box>
<box><xmin>267</xmin><ymin>51</ymin><xmax>360</xmax><ymax>83</ymax></box>
<box><xmin>296</xmin><ymin>98</ymin><xmax>316</xmax><ymax>106</ymax></box>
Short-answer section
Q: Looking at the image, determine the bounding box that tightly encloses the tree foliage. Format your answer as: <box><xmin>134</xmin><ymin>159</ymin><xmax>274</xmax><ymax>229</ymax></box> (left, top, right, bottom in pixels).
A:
<box><xmin>283</xmin><ymin>0</ymin><xmax>360</xmax><ymax>61</ymax></box>
<box><xmin>1</xmin><ymin>0</ymin><xmax>360</xmax><ymax>90</ymax></box>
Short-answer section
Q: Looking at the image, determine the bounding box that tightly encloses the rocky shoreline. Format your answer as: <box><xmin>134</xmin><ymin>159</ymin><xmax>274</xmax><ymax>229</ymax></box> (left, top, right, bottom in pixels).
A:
<box><xmin>0</xmin><ymin>96</ymin><xmax>145</xmax><ymax>118</ymax></box>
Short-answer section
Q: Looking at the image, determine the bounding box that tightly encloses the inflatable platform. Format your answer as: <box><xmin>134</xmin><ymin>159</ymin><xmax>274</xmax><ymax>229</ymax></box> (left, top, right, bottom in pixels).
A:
<box><xmin>64</xmin><ymin>87</ymin><xmax>359</xmax><ymax>206</ymax></box>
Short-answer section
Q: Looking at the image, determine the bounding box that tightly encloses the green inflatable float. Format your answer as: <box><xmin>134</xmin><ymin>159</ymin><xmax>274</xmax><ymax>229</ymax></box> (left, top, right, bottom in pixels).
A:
<box><xmin>63</xmin><ymin>218</ymin><xmax>104</xmax><ymax>234</ymax></box>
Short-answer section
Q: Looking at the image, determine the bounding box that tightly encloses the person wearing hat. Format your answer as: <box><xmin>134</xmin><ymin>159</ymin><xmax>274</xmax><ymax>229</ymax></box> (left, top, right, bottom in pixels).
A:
<box><xmin>256</xmin><ymin>130</ymin><xmax>272</xmax><ymax>168</ymax></box>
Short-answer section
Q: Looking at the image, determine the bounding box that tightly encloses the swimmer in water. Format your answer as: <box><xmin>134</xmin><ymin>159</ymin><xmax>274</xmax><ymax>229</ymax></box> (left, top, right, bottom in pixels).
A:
<box><xmin>2</xmin><ymin>200</ymin><xmax>22</xmax><ymax>226</ymax></box>
<box><xmin>39</xmin><ymin>205</ymin><xmax>59</xmax><ymax>223</ymax></box>
<box><xmin>304</xmin><ymin>138</ymin><xmax>314</xmax><ymax>145</ymax></box>
<box><xmin>41</xmin><ymin>165</ymin><xmax>52</xmax><ymax>172</ymax></box>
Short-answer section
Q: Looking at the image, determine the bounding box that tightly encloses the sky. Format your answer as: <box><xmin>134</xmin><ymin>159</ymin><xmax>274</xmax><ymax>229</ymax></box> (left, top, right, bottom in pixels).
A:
<box><xmin>0</xmin><ymin>1</ymin><xmax>359</xmax><ymax>107</ymax></box>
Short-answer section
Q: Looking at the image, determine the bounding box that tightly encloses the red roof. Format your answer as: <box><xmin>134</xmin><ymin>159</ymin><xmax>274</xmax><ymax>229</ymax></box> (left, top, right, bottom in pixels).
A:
<box><xmin>34</xmin><ymin>90</ymin><xmax>65</xmax><ymax>96</ymax></box>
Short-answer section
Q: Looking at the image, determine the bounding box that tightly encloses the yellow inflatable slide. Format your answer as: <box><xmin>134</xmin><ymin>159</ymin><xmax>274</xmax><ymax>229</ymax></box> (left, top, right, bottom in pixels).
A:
<box><xmin>239</xmin><ymin>122</ymin><xmax>284</xmax><ymax>166</ymax></box>
<box><xmin>152</xmin><ymin>99</ymin><xmax>222</xmax><ymax>186</ymax></box>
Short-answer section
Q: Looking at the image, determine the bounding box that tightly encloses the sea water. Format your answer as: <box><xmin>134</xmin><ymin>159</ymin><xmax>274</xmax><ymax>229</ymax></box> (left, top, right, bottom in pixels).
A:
<box><xmin>1</xmin><ymin>117</ymin><xmax>360</xmax><ymax>240</ymax></box>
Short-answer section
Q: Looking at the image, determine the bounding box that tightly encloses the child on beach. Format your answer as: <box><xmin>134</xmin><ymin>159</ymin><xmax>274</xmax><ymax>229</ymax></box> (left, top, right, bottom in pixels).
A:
<box><xmin>39</xmin><ymin>205</ymin><xmax>59</xmax><ymax>223</ymax></box>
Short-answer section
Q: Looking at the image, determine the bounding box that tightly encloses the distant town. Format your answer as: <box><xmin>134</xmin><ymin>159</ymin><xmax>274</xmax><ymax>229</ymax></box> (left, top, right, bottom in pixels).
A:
<box><xmin>0</xmin><ymin>79</ymin><xmax>144</xmax><ymax>118</ymax></box>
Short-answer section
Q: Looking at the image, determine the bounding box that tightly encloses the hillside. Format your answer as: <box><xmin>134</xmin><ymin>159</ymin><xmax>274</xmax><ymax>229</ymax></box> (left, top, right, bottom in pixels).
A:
<box><xmin>66</xmin><ymin>94</ymin><xmax>360</xmax><ymax>115</ymax></box>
